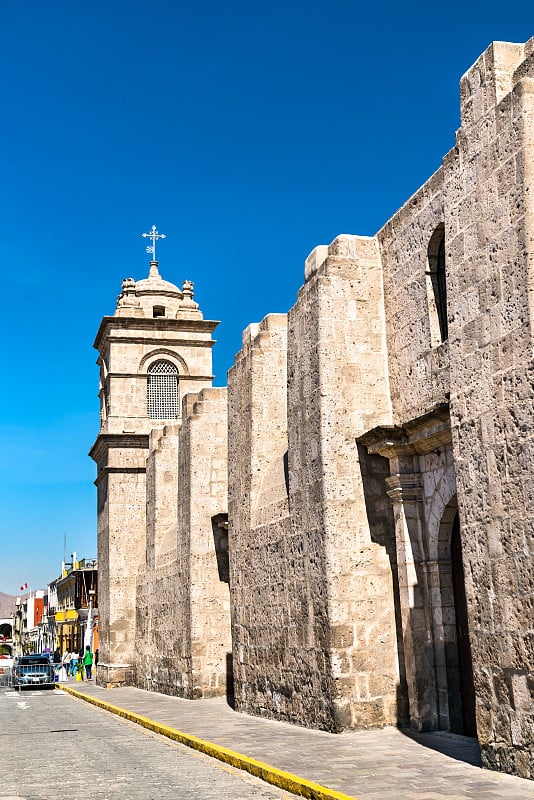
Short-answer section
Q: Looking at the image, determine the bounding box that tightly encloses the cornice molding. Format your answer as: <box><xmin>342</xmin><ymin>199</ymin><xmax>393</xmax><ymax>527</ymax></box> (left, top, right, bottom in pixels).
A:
<box><xmin>93</xmin><ymin>315</ymin><xmax>219</xmax><ymax>352</ymax></box>
<box><xmin>89</xmin><ymin>432</ymin><xmax>150</xmax><ymax>462</ymax></box>
<box><xmin>357</xmin><ymin>402</ymin><xmax>451</xmax><ymax>459</ymax></box>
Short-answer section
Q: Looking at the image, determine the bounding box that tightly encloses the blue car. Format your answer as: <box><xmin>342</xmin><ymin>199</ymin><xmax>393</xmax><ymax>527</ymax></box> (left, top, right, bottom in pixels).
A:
<box><xmin>13</xmin><ymin>655</ymin><xmax>55</xmax><ymax>688</ymax></box>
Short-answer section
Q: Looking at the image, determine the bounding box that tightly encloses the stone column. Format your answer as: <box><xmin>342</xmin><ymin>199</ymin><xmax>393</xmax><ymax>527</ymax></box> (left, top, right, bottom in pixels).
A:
<box><xmin>422</xmin><ymin>557</ymin><xmax>457</xmax><ymax>732</ymax></box>
<box><xmin>385</xmin><ymin>466</ymin><xmax>438</xmax><ymax>731</ymax></box>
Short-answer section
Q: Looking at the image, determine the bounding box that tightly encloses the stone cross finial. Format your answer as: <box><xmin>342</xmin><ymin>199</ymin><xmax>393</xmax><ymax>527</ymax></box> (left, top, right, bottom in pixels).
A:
<box><xmin>141</xmin><ymin>225</ymin><xmax>166</xmax><ymax>262</ymax></box>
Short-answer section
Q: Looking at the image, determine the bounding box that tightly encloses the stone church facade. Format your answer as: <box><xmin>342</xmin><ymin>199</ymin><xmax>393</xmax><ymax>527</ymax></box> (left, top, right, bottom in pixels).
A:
<box><xmin>91</xmin><ymin>39</ymin><xmax>534</xmax><ymax>780</ymax></box>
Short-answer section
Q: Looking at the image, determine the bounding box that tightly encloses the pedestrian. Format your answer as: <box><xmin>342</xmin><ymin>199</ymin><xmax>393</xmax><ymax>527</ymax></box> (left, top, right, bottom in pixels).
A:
<box><xmin>53</xmin><ymin>648</ymin><xmax>61</xmax><ymax>664</ymax></box>
<box><xmin>70</xmin><ymin>651</ymin><xmax>78</xmax><ymax>677</ymax></box>
<box><xmin>62</xmin><ymin>650</ymin><xmax>72</xmax><ymax>680</ymax></box>
<box><xmin>83</xmin><ymin>645</ymin><xmax>93</xmax><ymax>680</ymax></box>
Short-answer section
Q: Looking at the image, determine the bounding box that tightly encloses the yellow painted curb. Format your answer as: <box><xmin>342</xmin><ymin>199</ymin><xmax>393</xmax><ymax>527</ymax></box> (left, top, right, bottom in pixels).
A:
<box><xmin>58</xmin><ymin>684</ymin><xmax>357</xmax><ymax>800</ymax></box>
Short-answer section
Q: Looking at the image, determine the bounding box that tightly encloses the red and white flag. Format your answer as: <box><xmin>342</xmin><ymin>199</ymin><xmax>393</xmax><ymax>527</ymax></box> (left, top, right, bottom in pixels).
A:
<box><xmin>20</xmin><ymin>582</ymin><xmax>28</xmax><ymax>591</ymax></box>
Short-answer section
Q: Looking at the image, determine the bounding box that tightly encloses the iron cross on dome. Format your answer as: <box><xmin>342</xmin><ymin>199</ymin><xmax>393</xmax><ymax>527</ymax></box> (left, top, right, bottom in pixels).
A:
<box><xmin>142</xmin><ymin>225</ymin><xmax>167</xmax><ymax>261</ymax></box>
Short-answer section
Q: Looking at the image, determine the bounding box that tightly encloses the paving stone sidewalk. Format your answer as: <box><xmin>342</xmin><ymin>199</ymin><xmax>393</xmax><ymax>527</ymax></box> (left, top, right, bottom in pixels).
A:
<box><xmin>65</xmin><ymin>680</ymin><xmax>534</xmax><ymax>800</ymax></box>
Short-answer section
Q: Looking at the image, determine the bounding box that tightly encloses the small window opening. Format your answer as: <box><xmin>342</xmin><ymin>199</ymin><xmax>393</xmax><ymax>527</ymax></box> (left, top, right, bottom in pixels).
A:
<box><xmin>211</xmin><ymin>514</ymin><xmax>230</xmax><ymax>583</ymax></box>
<box><xmin>153</xmin><ymin>306</ymin><xmax>165</xmax><ymax>318</ymax></box>
<box><xmin>426</xmin><ymin>224</ymin><xmax>448</xmax><ymax>345</ymax></box>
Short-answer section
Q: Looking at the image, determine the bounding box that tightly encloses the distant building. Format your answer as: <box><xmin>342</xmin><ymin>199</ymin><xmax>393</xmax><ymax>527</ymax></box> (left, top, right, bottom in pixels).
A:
<box><xmin>36</xmin><ymin>580</ymin><xmax>58</xmax><ymax>654</ymax></box>
<box><xmin>27</xmin><ymin>591</ymin><xmax>45</xmax><ymax>651</ymax></box>
<box><xmin>0</xmin><ymin>617</ymin><xmax>13</xmax><ymax>668</ymax></box>
<box><xmin>55</xmin><ymin>556</ymin><xmax>98</xmax><ymax>655</ymax></box>
<box><xmin>12</xmin><ymin>600</ymin><xmax>23</xmax><ymax>656</ymax></box>
<box><xmin>12</xmin><ymin>592</ymin><xmax>45</xmax><ymax>655</ymax></box>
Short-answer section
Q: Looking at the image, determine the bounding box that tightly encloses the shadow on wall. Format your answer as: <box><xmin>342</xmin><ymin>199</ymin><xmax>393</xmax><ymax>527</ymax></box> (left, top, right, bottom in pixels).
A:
<box><xmin>226</xmin><ymin>652</ymin><xmax>235</xmax><ymax>709</ymax></box>
<box><xmin>211</xmin><ymin>513</ymin><xmax>234</xmax><ymax>708</ymax></box>
<box><xmin>211</xmin><ymin>514</ymin><xmax>230</xmax><ymax>584</ymax></box>
<box><xmin>357</xmin><ymin>444</ymin><xmax>478</xmax><ymax>747</ymax></box>
<box><xmin>357</xmin><ymin>443</ymin><xmax>409</xmax><ymax>727</ymax></box>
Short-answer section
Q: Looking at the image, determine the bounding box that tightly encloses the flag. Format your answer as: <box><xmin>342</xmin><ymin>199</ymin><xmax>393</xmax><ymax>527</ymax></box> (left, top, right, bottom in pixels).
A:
<box><xmin>84</xmin><ymin>604</ymin><xmax>95</xmax><ymax>651</ymax></box>
<box><xmin>20</xmin><ymin>582</ymin><xmax>28</xmax><ymax>591</ymax></box>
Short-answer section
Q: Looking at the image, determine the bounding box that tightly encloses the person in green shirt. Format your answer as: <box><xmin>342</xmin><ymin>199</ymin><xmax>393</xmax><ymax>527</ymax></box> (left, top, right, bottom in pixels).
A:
<box><xmin>83</xmin><ymin>645</ymin><xmax>93</xmax><ymax>680</ymax></box>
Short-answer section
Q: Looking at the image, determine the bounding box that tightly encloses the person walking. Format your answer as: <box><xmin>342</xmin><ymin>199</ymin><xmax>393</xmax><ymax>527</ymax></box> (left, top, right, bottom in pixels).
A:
<box><xmin>57</xmin><ymin>650</ymin><xmax>69</xmax><ymax>682</ymax></box>
<box><xmin>70</xmin><ymin>651</ymin><xmax>79</xmax><ymax>677</ymax></box>
<box><xmin>62</xmin><ymin>649</ymin><xmax>72</xmax><ymax>674</ymax></box>
<box><xmin>83</xmin><ymin>645</ymin><xmax>93</xmax><ymax>680</ymax></box>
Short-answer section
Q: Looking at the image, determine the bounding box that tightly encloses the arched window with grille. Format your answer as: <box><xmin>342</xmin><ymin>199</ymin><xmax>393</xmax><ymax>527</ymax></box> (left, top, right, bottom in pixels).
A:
<box><xmin>147</xmin><ymin>360</ymin><xmax>179</xmax><ymax>420</ymax></box>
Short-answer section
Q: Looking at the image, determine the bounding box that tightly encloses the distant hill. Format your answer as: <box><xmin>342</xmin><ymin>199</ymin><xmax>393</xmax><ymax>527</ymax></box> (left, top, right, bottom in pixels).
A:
<box><xmin>0</xmin><ymin>591</ymin><xmax>19</xmax><ymax>618</ymax></box>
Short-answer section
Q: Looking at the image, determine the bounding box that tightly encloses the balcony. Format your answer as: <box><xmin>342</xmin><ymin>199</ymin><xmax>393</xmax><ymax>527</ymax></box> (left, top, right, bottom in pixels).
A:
<box><xmin>55</xmin><ymin>610</ymin><xmax>79</xmax><ymax>623</ymax></box>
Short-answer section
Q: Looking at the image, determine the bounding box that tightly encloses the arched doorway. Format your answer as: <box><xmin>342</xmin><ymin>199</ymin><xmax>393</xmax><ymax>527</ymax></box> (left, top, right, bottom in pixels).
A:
<box><xmin>435</xmin><ymin>500</ymin><xmax>477</xmax><ymax>736</ymax></box>
<box><xmin>450</xmin><ymin>511</ymin><xmax>477</xmax><ymax>736</ymax></box>
<box><xmin>0</xmin><ymin>623</ymin><xmax>12</xmax><ymax>640</ymax></box>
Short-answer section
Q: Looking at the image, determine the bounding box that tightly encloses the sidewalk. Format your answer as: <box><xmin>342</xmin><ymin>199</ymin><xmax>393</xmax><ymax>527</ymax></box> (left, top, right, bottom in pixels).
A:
<box><xmin>59</xmin><ymin>680</ymin><xmax>534</xmax><ymax>800</ymax></box>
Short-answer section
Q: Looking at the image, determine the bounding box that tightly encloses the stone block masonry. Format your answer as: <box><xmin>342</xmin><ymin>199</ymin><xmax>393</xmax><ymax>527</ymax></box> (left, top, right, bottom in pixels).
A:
<box><xmin>135</xmin><ymin>390</ymin><xmax>230</xmax><ymax>699</ymax></box>
<box><xmin>179</xmin><ymin>387</ymin><xmax>230</xmax><ymax>699</ymax></box>
<box><xmin>287</xmin><ymin>236</ymin><xmax>398</xmax><ymax>730</ymax></box>
<box><xmin>445</xmin><ymin>41</ymin><xmax>534</xmax><ymax>777</ymax></box>
<box><xmin>228</xmin><ymin>314</ymin><xmax>303</xmax><ymax>723</ymax></box>
<box><xmin>93</xmin><ymin>38</ymin><xmax>534</xmax><ymax>782</ymax></box>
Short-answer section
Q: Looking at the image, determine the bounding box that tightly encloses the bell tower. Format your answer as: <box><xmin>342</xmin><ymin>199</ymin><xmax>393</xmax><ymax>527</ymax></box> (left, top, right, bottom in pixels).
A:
<box><xmin>90</xmin><ymin>230</ymin><xmax>218</xmax><ymax>687</ymax></box>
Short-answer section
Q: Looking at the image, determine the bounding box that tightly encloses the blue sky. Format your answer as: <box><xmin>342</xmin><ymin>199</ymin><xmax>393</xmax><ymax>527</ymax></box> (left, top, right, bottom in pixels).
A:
<box><xmin>1</xmin><ymin>1</ymin><xmax>533</xmax><ymax>595</ymax></box>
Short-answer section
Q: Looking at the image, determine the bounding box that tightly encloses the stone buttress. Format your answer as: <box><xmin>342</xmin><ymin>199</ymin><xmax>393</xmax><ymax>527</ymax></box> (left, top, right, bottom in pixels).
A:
<box><xmin>287</xmin><ymin>236</ymin><xmax>399</xmax><ymax>730</ymax></box>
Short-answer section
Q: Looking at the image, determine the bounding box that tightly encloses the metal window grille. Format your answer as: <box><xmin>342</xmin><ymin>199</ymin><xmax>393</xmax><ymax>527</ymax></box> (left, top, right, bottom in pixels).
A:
<box><xmin>147</xmin><ymin>360</ymin><xmax>179</xmax><ymax>420</ymax></box>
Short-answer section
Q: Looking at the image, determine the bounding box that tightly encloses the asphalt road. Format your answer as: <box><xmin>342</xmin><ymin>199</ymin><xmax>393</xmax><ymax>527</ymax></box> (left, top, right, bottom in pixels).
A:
<box><xmin>0</xmin><ymin>687</ymin><xmax>293</xmax><ymax>800</ymax></box>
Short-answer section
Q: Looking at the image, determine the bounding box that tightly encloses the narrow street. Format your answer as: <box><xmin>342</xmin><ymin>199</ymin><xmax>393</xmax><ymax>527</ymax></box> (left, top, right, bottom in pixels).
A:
<box><xmin>0</xmin><ymin>687</ymin><xmax>292</xmax><ymax>800</ymax></box>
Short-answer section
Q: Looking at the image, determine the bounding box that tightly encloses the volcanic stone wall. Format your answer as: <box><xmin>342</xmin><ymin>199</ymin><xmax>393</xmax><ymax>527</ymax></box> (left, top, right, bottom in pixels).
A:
<box><xmin>95</xmin><ymin>37</ymin><xmax>534</xmax><ymax>782</ymax></box>
<box><xmin>228</xmin><ymin>243</ymin><xmax>400</xmax><ymax>731</ymax></box>
<box><xmin>445</xmin><ymin>41</ymin><xmax>534</xmax><ymax>778</ymax></box>
<box><xmin>374</xmin><ymin>144</ymin><xmax>454</xmax><ymax>738</ymax></box>
<box><xmin>136</xmin><ymin>424</ymin><xmax>190</xmax><ymax>697</ymax></box>
<box><xmin>146</xmin><ymin>425</ymin><xmax>180</xmax><ymax>570</ymax></box>
<box><xmin>372</xmin><ymin>39</ymin><xmax>534</xmax><ymax>777</ymax></box>
<box><xmin>135</xmin><ymin>555</ymin><xmax>189</xmax><ymax>697</ymax></box>
<box><xmin>287</xmin><ymin>235</ymin><xmax>399</xmax><ymax>729</ymax></box>
<box><xmin>378</xmin><ymin>169</ymin><xmax>449</xmax><ymax>421</ymax></box>
<box><xmin>95</xmin><ymin>436</ymin><xmax>148</xmax><ymax>688</ymax></box>
<box><xmin>178</xmin><ymin>387</ymin><xmax>230</xmax><ymax>699</ymax></box>
<box><xmin>228</xmin><ymin>314</ymin><xmax>324</xmax><ymax>725</ymax></box>
<box><xmin>136</xmin><ymin>388</ymin><xmax>230</xmax><ymax>699</ymax></box>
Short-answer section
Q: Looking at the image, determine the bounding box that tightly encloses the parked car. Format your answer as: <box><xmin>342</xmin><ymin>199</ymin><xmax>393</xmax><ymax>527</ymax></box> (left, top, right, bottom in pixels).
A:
<box><xmin>13</xmin><ymin>655</ymin><xmax>55</xmax><ymax>688</ymax></box>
